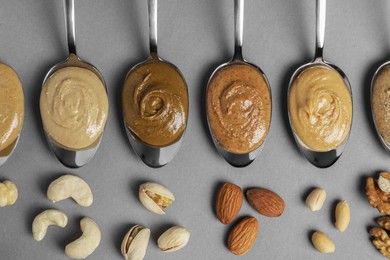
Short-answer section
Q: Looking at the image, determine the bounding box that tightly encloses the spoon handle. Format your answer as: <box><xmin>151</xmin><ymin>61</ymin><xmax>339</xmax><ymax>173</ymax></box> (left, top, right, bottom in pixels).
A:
<box><xmin>233</xmin><ymin>0</ymin><xmax>244</xmax><ymax>60</ymax></box>
<box><xmin>64</xmin><ymin>0</ymin><xmax>77</xmax><ymax>55</ymax></box>
<box><xmin>315</xmin><ymin>0</ymin><xmax>326</xmax><ymax>60</ymax></box>
<box><xmin>148</xmin><ymin>0</ymin><xmax>158</xmax><ymax>57</ymax></box>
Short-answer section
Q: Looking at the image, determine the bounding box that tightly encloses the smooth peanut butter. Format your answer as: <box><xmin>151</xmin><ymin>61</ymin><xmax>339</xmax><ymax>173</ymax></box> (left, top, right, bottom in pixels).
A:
<box><xmin>0</xmin><ymin>64</ymin><xmax>24</xmax><ymax>152</ymax></box>
<box><xmin>122</xmin><ymin>61</ymin><xmax>188</xmax><ymax>147</ymax></box>
<box><xmin>372</xmin><ymin>66</ymin><xmax>390</xmax><ymax>143</ymax></box>
<box><xmin>289</xmin><ymin>65</ymin><xmax>352</xmax><ymax>151</ymax></box>
<box><xmin>40</xmin><ymin>67</ymin><xmax>108</xmax><ymax>150</ymax></box>
<box><xmin>207</xmin><ymin>64</ymin><xmax>271</xmax><ymax>154</ymax></box>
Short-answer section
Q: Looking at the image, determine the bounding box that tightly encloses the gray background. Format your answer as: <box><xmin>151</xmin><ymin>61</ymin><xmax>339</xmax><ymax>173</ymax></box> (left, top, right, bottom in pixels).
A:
<box><xmin>0</xmin><ymin>0</ymin><xmax>388</xmax><ymax>259</ymax></box>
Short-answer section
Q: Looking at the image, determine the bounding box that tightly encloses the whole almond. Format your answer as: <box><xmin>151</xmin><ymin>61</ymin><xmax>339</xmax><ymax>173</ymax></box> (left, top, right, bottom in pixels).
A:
<box><xmin>246</xmin><ymin>188</ymin><xmax>285</xmax><ymax>217</ymax></box>
<box><xmin>216</xmin><ymin>183</ymin><xmax>243</xmax><ymax>224</ymax></box>
<box><xmin>227</xmin><ymin>217</ymin><xmax>258</xmax><ymax>256</ymax></box>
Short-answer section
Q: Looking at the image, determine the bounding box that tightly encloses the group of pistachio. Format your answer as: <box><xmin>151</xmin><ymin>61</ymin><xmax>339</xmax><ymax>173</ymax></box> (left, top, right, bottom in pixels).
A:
<box><xmin>121</xmin><ymin>182</ymin><xmax>190</xmax><ymax>260</ymax></box>
<box><xmin>31</xmin><ymin>175</ymin><xmax>100</xmax><ymax>259</ymax></box>
<box><xmin>305</xmin><ymin>187</ymin><xmax>350</xmax><ymax>254</ymax></box>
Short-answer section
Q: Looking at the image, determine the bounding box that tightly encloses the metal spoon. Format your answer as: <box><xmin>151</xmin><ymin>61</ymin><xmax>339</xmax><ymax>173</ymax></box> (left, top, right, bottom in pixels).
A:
<box><xmin>40</xmin><ymin>0</ymin><xmax>108</xmax><ymax>168</ymax></box>
<box><xmin>122</xmin><ymin>0</ymin><xmax>189</xmax><ymax>168</ymax></box>
<box><xmin>287</xmin><ymin>0</ymin><xmax>353</xmax><ymax>168</ymax></box>
<box><xmin>371</xmin><ymin>62</ymin><xmax>390</xmax><ymax>151</ymax></box>
<box><xmin>206</xmin><ymin>0</ymin><xmax>272</xmax><ymax>167</ymax></box>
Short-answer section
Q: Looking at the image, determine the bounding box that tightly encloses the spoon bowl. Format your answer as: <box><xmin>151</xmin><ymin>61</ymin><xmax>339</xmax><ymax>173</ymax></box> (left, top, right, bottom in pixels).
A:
<box><xmin>287</xmin><ymin>0</ymin><xmax>352</xmax><ymax>168</ymax></box>
<box><xmin>371</xmin><ymin>61</ymin><xmax>390</xmax><ymax>152</ymax></box>
<box><xmin>41</xmin><ymin>54</ymin><xmax>108</xmax><ymax>168</ymax></box>
<box><xmin>288</xmin><ymin>60</ymin><xmax>352</xmax><ymax>168</ymax></box>
<box><xmin>122</xmin><ymin>0</ymin><xmax>188</xmax><ymax>168</ymax></box>
<box><xmin>40</xmin><ymin>0</ymin><xmax>108</xmax><ymax>168</ymax></box>
<box><xmin>123</xmin><ymin>56</ymin><xmax>188</xmax><ymax>168</ymax></box>
<box><xmin>206</xmin><ymin>59</ymin><xmax>271</xmax><ymax>167</ymax></box>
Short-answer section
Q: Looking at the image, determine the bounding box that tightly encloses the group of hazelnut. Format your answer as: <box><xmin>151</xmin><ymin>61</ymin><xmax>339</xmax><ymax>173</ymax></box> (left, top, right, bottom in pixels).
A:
<box><xmin>366</xmin><ymin>172</ymin><xmax>390</xmax><ymax>259</ymax></box>
<box><xmin>214</xmin><ymin>182</ymin><xmax>285</xmax><ymax>256</ymax></box>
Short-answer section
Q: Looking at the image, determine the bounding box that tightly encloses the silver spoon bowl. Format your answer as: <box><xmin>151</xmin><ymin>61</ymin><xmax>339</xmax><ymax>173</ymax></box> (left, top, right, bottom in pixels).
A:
<box><xmin>206</xmin><ymin>0</ymin><xmax>272</xmax><ymax>167</ymax></box>
<box><xmin>0</xmin><ymin>64</ymin><xmax>24</xmax><ymax>167</ymax></box>
<box><xmin>40</xmin><ymin>0</ymin><xmax>108</xmax><ymax>168</ymax></box>
<box><xmin>122</xmin><ymin>0</ymin><xmax>188</xmax><ymax>168</ymax></box>
<box><xmin>287</xmin><ymin>0</ymin><xmax>353</xmax><ymax>168</ymax></box>
<box><xmin>371</xmin><ymin>61</ymin><xmax>390</xmax><ymax>152</ymax></box>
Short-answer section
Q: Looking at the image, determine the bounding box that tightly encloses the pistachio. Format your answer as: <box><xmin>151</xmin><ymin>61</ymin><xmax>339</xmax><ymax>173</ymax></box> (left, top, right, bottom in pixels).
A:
<box><xmin>335</xmin><ymin>200</ymin><xmax>350</xmax><ymax>232</ymax></box>
<box><xmin>157</xmin><ymin>226</ymin><xmax>190</xmax><ymax>252</ymax></box>
<box><xmin>121</xmin><ymin>225</ymin><xmax>150</xmax><ymax>260</ymax></box>
<box><xmin>306</xmin><ymin>188</ymin><xmax>326</xmax><ymax>212</ymax></box>
<box><xmin>139</xmin><ymin>182</ymin><xmax>175</xmax><ymax>215</ymax></box>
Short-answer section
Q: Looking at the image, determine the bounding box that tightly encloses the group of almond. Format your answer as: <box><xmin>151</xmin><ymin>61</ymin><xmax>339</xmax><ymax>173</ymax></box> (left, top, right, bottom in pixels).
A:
<box><xmin>305</xmin><ymin>187</ymin><xmax>350</xmax><ymax>254</ymax></box>
<box><xmin>215</xmin><ymin>182</ymin><xmax>285</xmax><ymax>256</ymax></box>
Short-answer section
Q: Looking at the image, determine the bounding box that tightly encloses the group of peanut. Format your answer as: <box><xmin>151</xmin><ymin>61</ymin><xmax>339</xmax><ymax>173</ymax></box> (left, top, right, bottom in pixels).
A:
<box><xmin>305</xmin><ymin>187</ymin><xmax>350</xmax><ymax>254</ymax></box>
<box><xmin>215</xmin><ymin>182</ymin><xmax>285</xmax><ymax>256</ymax></box>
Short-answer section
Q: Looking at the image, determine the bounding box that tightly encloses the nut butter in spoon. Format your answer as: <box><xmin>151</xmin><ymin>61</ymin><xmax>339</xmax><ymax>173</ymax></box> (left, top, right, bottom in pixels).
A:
<box><xmin>39</xmin><ymin>0</ymin><xmax>108</xmax><ymax>168</ymax></box>
<box><xmin>287</xmin><ymin>0</ymin><xmax>352</xmax><ymax>168</ymax></box>
<box><xmin>122</xmin><ymin>0</ymin><xmax>188</xmax><ymax>168</ymax></box>
<box><xmin>206</xmin><ymin>0</ymin><xmax>272</xmax><ymax>167</ymax></box>
<box><xmin>0</xmin><ymin>63</ymin><xmax>24</xmax><ymax>166</ymax></box>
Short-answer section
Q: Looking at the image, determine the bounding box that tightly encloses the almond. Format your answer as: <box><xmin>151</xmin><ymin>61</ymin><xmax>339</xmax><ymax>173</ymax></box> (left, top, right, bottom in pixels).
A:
<box><xmin>227</xmin><ymin>217</ymin><xmax>258</xmax><ymax>256</ymax></box>
<box><xmin>246</xmin><ymin>188</ymin><xmax>285</xmax><ymax>217</ymax></box>
<box><xmin>215</xmin><ymin>182</ymin><xmax>243</xmax><ymax>224</ymax></box>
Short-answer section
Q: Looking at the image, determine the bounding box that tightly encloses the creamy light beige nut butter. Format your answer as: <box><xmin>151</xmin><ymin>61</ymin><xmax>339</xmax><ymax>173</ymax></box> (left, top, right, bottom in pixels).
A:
<box><xmin>289</xmin><ymin>65</ymin><xmax>352</xmax><ymax>151</ymax></box>
<box><xmin>40</xmin><ymin>67</ymin><xmax>108</xmax><ymax>150</ymax></box>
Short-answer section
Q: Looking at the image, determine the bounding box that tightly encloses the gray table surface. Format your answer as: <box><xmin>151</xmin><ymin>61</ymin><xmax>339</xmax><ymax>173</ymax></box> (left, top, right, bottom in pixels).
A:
<box><xmin>0</xmin><ymin>0</ymin><xmax>388</xmax><ymax>259</ymax></box>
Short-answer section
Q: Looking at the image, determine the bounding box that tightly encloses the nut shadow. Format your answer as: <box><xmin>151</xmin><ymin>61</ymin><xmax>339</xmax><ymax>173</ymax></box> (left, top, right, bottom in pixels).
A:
<box><xmin>111</xmin><ymin>222</ymin><xmax>138</xmax><ymax>258</ymax></box>
<box><xmin>300</xmin><ymin>186</ymin><xmax>318</xmax><ymax>204</ymax></box>
<box><xmin>37</xmin><ymin>172</ymin><xmax>65</xmax><ymax>197</ymax></box>
<box><xmin>210</xmin><ymin>180</ymin><xmax>229</xmax><ymax>219</ymax></box>
<box><xmin>150</xmin><ymin>222</ymin><xmax>178</xmax><ymax>248</ymax></box>
<box><xmin>357</xmin><ymin>174</ymin><xmax>369</xmax><ymax>202</ymax></box>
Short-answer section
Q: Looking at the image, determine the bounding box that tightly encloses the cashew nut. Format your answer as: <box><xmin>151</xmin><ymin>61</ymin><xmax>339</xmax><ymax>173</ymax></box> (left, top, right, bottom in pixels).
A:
<box><xmin>65</xmin><ymin>217</ymin><xmax>101</xmax><ymax>259</ymax></box>
<box><xmin>0</xmin><ymin>180</ymin><xmax>18</xmax><ymax>207</ymax></box>
<box><xmin>47</xmin><ymin>175</ymin><xmax>93</xmax><ymax>207</ymax></box>
<box><xmin>32</xmin><ymin>209</ymin><xmax>68</xmax><ymax>241</ymax></box>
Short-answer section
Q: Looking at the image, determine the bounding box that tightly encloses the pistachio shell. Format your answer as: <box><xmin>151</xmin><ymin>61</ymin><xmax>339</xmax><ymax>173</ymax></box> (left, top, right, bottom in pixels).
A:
<box><xmin>121</xmin><ymin>225</ymin><xmax>150</xmax><ymax>260</ymax></box>
<box><xmin>139</xmin><ymin>182</ymin><xmax>175</xmax><ymax>215</ymax></box>
<box><xmin>157</xmin><ymin>226</ymin><xmax>190</xmax><ymax>252</ymax></box>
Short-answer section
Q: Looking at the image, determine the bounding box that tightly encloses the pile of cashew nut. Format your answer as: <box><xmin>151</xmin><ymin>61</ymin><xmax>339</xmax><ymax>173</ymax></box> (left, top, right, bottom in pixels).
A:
<box><xmin>32</xmin><ymin>174</ymin><xmax>100</xmax><ymax>259</ymax></box>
